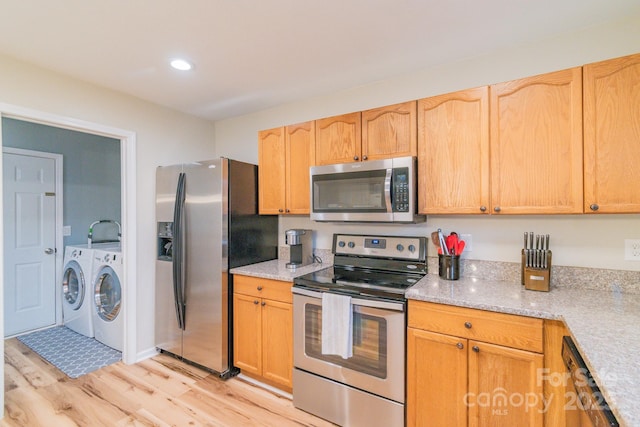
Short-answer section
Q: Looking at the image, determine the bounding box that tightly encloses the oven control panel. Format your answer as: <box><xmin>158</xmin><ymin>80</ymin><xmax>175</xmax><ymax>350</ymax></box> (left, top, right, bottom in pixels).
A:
<box><xmin>333</xmin><ymin>234</ymin><xmax>425</xmax><ymax>260</ymax></box>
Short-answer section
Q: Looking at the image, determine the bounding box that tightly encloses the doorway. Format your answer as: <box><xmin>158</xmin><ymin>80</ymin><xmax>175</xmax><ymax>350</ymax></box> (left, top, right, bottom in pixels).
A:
<box><xmin>0</xmin><ymin>105</ymin><xmax>137</xmax><ymax>367</ymax></box>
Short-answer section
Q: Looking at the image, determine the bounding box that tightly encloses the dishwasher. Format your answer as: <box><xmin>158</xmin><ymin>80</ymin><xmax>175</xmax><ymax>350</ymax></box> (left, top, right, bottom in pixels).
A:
<box><xmin>562</xmin><ymin>336</ymin><xmax>619</xmax><ymax>426</ymax></box>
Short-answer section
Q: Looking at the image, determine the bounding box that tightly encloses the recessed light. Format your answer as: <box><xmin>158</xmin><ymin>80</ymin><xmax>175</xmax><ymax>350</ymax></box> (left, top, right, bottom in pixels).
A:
<box><xmin>170</xmin><ymin>59</ymin><xmax>193</xmax><ymax>71</ymax></box>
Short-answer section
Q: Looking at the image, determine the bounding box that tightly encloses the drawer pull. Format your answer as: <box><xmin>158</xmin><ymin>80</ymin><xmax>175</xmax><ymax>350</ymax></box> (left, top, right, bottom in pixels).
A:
<box><xmin>464</xmin><ymin>322</ymin><xmax>472</xmax><ymax>329</ymax></box>
<box><xmin>456</xmin><ymin>342</ymin><xmax>464</xmax><ymax>350</ymax></box>
<box><xmin>261</xmin><ymin>301</ymin><xmax>266</xmax><ymax>306</ymax></box>
<box><xmin>253</xmin><ymin>300</ymin><xmax>259</xmax><ymax>305</ymax></box>
<box><xmin>257</xmin><ymin>286</ymin><xmax>263</xmax><ymax>291</ymax></box>
<box><xmin>472</xmin><ymin>346</ymin><xmax>480</xmax><ymax>353</ymax></box>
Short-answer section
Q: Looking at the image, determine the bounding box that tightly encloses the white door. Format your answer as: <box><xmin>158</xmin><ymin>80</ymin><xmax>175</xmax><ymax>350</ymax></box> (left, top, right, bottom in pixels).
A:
<box><xmin>3</xmin><ymin>151</ymin><xmax>57</xmax><ymax>336</ymax></box>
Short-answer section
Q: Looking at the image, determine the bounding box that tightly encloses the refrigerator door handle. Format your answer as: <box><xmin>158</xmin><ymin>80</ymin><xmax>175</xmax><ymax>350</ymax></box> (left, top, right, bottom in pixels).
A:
<box><xmin>172</xmin><ymin>172</ymin><xmax>187</xmax><ymax>330</ymax></box>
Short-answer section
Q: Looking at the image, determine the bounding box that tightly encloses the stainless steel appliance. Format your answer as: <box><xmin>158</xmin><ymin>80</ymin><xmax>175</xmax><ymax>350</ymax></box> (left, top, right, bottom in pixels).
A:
<box><xmin>155</xmin><ymin>158</ymin><xmax>278</xmax><ymax>378</ymax></box>
<box><xmin>285</xmin><ymin>229</ymin><xmax>313</xmax><ymax>269</ymax></box>
<box><xmin>310</xmin><ymin>156</ymin><xmax>425</xmax><ymax>223</ymax></box>
<box><xmin>562</xmin><ymin>336</ymin><xmax>619</xmax><ymax>426</ymax></box>
<box><xmin>292</xmin><ymin>233</ymin><xmax>427</xmax><ymax>426</ymax></box>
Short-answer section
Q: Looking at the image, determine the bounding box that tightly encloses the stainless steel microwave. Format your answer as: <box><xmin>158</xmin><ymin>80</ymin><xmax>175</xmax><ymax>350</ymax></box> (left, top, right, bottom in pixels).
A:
<box><xmin>310</xmin><ymin>156</ymin><xmax>425</xmax><ymax>223</ymax></box>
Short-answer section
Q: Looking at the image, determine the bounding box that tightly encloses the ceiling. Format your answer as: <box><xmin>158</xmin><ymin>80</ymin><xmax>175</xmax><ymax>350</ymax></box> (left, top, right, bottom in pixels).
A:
<box><xmin>0</xmin><ymin>0</ymin><xmax>638</xmax><ymax>121</ymax></box>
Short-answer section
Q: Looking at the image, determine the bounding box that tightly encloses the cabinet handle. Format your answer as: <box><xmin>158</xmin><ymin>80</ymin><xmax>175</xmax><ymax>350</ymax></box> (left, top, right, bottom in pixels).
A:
<box><xmin>479</xmin><ymin>206</ymin><xmax>487</xmax><ymax>212</ymax></box>
<box><xmin>590</xmin><ymin>203</ymin><xmax>599</xmax><ymax>211</ymax></box>
<box><xmin>472</xmin><ymin>346</ymin><xmax>480</xmax><ymax>353</ymax></box>
<box><xmin>261</xmin><ymin>301</ymin><xmax>266</xmax><ymax>306</ymax></box>
<box><xmin>456</xmin><ymin>342</ymin><xmax>464</xmax><ymax>350</ymax></box>
<box><xmin>493</xmin><ymin>206</ymin><xmax>501</xmax><ymax>213</ymax></box>
<box><xmin>278</xmin><ymin>208</ymin><xmax>284</xmax><ymax>213</ymax></box>
<box><xmin>353</xmin><ymin>156</ymin><xmax>359</xmax><ymax>161</ymax></box>
<box><xmin>362</xmin><ymin>155</ymin><xmax>368</xmax><ymax>161</ymax></box>
<box><xmin>464</xmin><ymin>322</ymin><xmax>472</xmax><ymax>329</ymax></box>
<box><xmin>253</xmin><ymin>300</ymin><xmax>259</xmax><ymax>305</ymax></box>
<box><xmin>285</xmin><ymin>209</ymin><xmax>290</xmax><ymax>213</ymax></box>
<box><xmin>257</xmin><ymin>286</ymin><xmax>263</xmax><ymax>291</ymax></box>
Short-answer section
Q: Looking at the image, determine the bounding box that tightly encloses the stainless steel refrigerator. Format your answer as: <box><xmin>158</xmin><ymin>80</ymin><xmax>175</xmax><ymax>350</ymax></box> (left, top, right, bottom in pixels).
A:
<box><xmin>155</xmin><ymin>158</ymin><xmax>277</xmax><ymax>378</ymax></box>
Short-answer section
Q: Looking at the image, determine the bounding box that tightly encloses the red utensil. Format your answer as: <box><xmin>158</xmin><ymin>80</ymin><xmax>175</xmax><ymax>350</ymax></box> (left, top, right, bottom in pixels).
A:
<box><xmin>456</xmin><ymin>240</ymin><xmax>466</xmax><ymax>255</ymax></box>
<box><xmin>446</xmin><ymin>233</ymin><xmax>458</xmax><ymax>254</ymax></box>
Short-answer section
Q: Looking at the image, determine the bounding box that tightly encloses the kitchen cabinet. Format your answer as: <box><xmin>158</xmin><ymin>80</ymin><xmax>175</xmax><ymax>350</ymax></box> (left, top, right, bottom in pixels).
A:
<box><xmin>583</xmin><ymin>52</ymin><xmax>640</xmax><ymax>213</ymax></box>
<box><xmin>258</xmin><ymin>121</ymin><xmax>315</xmax><ymax>215</ymax></box>
<box><xmin>489</xmin><ymin>67</ymin><xmax>584</xmax><ymax>214</ymax></box>
<box><xmin>417</xmin><ymin>87</ymin><xmax>490</xmax><ymax>214</ymax></box>
<box><xmin>233</xmin><ymin>275</ymin><xmax>293</xmax><ymax>392</ymax></box>
<box><xmin>314</xmin><ymin>101</ymin><xmax>417</xmax><ymax>165</ymax></box>
<box><xmin>407</xmin><ymin>300</ymin><xmax>544</xmax><ymax>427</ymax></box>
<box><xmin>361</xmin><ymin>101</ymin><xmax>417</xmax><ymax>161</ymax></box>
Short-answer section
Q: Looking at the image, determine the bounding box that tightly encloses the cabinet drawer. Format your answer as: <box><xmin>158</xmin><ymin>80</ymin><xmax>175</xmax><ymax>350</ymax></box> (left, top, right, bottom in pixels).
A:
<box><xmin>234</xmin><ymin>275</ymin><xmax>292</xmax><ymax>304</ymax></box>
<box><xmin>408</xmin><ymin>300</ymin><xmax>543</xmax><ymax>353</ymax></box>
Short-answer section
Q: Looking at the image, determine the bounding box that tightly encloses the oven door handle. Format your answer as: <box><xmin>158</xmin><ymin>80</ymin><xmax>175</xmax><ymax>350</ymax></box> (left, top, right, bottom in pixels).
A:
<box><xmin>292</xmin><ymin>287</ymin><xmax>405</xmax><ymax>312</ymax></box>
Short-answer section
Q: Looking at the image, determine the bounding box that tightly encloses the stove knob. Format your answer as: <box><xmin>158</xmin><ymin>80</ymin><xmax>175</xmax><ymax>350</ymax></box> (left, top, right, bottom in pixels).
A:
<box><xmin>348</xmin><ymin>241</ymin><xmax>355</xmax><ymax>248</ymax></box>
<box><xmin>408</xmin><ymin>244</ymin><xmax>416</xmax><ymax>252</ymax></box>
<box><xmin>338</xmin><ymin>241</ymin><xmax>346</xmax><ymax>248</ymax></box>
<box><xmin>396</xmin><ymin>244</ymin><xmax>404</xmax><ymax>252</ymax></box>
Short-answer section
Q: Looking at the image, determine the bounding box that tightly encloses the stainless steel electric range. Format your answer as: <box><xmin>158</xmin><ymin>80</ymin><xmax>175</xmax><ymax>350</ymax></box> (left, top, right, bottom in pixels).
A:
<box><xmin>292</xmin><ymin>233</ymin><xmax>427</xmax><ymax>427</ymax></box>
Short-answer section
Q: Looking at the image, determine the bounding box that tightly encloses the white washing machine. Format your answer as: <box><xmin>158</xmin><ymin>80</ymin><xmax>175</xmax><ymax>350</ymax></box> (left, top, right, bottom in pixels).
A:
<box><xmin>61</xmin><ymin>245</ymin><xmax>95</xmax><ymax>337</ymax></box>
<box><xmin>91</xmin><ymin>248</ymin><xmax>123</xmax><ymax>351</ymax></box>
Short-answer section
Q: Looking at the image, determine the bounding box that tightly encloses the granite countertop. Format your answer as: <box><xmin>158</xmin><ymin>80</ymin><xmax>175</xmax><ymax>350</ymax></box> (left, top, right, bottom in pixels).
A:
<box><xmin>230</xmin><ymin>259</ymin><xmax>330</xmax><ymax>282</ymax></box>
<box><xmin>407</xmin><ymin>274</ymin><xmax>640</xmax><ymax>427</ymax></box>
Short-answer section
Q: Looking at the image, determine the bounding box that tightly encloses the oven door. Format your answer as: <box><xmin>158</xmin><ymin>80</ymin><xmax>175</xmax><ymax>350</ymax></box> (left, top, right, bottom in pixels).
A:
<box><xmin>292</xmin><ymin>288</ymin><xmax>406</xmax><ymax>403</ymax></box>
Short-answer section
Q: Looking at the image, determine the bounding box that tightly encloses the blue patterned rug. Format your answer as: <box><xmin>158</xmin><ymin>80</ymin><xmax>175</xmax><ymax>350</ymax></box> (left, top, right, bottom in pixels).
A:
<box><xmin>17</xmin><ymin>326</ymin><xmax>121</xmax><ymax>378</ymax></box>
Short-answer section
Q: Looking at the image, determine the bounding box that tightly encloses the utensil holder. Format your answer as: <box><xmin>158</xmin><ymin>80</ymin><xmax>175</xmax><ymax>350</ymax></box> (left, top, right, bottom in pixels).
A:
<box><xmin>439</xmin><ymin>254</ymin><xmax>460</xmax><ymax>280</ymax></box>
<box><xmin>521</xmin><ymin>249</ymin><xmax>552</xmax><ymax>292</ymax></box>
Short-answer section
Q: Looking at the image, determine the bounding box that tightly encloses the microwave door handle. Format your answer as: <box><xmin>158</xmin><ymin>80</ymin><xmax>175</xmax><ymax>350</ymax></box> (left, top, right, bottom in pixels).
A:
<box><xmin>384</xmin><ymin>169</ymin><xmax>392</xmax><ymax>212</ymax></box>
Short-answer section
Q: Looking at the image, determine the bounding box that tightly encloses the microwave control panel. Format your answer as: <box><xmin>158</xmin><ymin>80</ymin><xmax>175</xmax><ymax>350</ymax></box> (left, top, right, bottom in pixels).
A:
<box><xmin>392</xmin><ymin>168</ymin><xmax>409</xmax><ymax>212</ymax></box>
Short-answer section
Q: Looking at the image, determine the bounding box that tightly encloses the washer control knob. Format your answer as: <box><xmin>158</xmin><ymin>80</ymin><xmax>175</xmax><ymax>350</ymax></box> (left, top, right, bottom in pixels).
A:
<box><xmin>396</xmin><ymin>244</ymin><xmax>404</xmax><ymax>252</ymax></box>
<box><xmin>408</xmin><ymin>244</ymin><xmax>416</xmax><ymax>252</ymax></box>
<box><xmin>338</xmin><ymin>241</ymin><xmax>346</xmax><ymax>248</ymax></box>
<box><xmin>348</xmin><ymin>241</ymin><xmax>355</xmax><ymax>249</ymax></box>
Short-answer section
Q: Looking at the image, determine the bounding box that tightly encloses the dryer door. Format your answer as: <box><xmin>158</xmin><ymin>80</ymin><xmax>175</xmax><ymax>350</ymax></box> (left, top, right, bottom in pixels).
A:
<box><xmin>62</xmin><ymin>261</ymin><xmax>85</xmax><ymax>310</ymax></box>
<box><xmin>94</xmin><ymin>266</ymin><xmax>122</xmax><ymax>321</ymax></box>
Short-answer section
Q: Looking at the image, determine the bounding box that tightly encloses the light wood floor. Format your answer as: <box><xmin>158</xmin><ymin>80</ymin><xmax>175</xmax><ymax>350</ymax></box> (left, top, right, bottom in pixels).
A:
<box><xmin>2</xmin><ymin>338</ymin><xmax>335</xmax><ymax>426</ymax></box>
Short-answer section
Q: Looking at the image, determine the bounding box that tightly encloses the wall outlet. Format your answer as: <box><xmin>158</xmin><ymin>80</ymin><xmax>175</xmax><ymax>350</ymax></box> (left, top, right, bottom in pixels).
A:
<box><xmin>460</xmin><ymin>234</ymin><xmax>472</xmax><ymax>252</ymax></box>
<box><xmin>63</xmin><ymin>225</ymin><xmax>72</xmax><ymax>236</ymax></box>
<box><xmin>624</xmin><ymin>239</ymin><xmax>640</xmax><ymax>261</ymax></box>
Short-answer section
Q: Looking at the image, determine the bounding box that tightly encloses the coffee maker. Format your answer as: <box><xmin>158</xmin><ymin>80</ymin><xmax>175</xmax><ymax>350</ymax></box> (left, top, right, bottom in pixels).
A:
<box><xmin>285</xmin><ymin>229</ymin><xmax>313</xmax><ymax>269</ymax></box>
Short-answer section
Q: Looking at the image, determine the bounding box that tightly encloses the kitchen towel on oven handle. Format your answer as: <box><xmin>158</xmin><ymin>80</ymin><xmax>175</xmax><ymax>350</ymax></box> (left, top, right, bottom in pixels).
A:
<box><xmin>321</xmin><ymin>293</ymin><xmax>353</xmax><ymax>359</ymax></box>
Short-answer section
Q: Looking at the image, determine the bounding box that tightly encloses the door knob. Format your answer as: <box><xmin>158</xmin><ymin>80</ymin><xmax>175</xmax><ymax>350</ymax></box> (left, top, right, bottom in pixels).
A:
<box><xmin>44</xmin><ymin>248</ymin><xmax>54</xmax><ymax>255</ymax></box>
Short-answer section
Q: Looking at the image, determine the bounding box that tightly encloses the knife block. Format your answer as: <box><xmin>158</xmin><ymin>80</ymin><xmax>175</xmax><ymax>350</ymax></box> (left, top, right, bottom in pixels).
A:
<box><xmin>521</xmin><ymin>250</ymin><xmax>552</xmax><ymax>292</ymax></box>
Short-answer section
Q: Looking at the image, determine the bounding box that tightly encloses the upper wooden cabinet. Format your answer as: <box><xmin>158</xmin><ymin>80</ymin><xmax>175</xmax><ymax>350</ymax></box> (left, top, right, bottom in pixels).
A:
<box><xmin>418</xmin><ymin>87</ymin><xmax>490</xmax><ymax>214</ymax></box>
<box><xmin>489</xmin><ymin>67</ymin><xmax>584</xmax><ymax>214</ymax></box>
<box><xmin>583</xmin><ymin>53</ymin><xmax>640</xmax><ymax>213</ymax></box>
<box><xmin>258</xmin><ymin>121</ymin><xmax>315</xmax><ymax>215</ymax></box>
<box><xmin>315</xmin><ymin>112</ymin><xmax>361</xmax><ymax>165</ymax></box>
<box><xmin>362</xmin><ymin>101</ymin><xmax>417</xmax><ymax>161</ymax></box>
<box><xmin>315</xmin><ymin>101</ymin><xmax>417</xmax><ymax>165</ymax></box>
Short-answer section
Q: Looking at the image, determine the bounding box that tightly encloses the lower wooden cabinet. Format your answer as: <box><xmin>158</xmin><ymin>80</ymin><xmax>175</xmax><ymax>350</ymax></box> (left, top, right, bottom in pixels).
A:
<box><xmin>407</xmin><ymin>300</ymin><xmax>544</xmax><ymax>427</ymax></box>
<box><xmin>233</xmin><ymin>275</ymin><xmax>293</xmax><ymax>392</ymax></box>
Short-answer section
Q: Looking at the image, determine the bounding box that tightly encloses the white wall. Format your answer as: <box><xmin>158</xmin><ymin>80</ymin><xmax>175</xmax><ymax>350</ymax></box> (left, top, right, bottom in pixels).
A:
<box><xmin>0</xmin><ymin>54</ymin><xmax>217</xmax><ymax>364</ymax></box>
<box><xmin>215</xmin><ymin>14</ymin><xmax>640</xmax><ymax>272</ymax></box>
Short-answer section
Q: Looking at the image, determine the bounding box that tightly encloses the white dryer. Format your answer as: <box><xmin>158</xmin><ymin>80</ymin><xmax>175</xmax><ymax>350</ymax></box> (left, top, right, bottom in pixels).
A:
<box><xmin>91</xmin><ymin>248</ymin><xmax>123</xmax><ymax>351</ymax></box>
<box><xmin>61</xmin><ymin>245</ymin><xmax>95</xmax><ymax>337</ymax></box>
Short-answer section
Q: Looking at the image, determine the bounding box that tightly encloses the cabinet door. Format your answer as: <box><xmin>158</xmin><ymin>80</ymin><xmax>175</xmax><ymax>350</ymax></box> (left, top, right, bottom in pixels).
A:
<box><xmin>285</xmin><ymin>121</ymin><xmax>315</xmax><ymax>214</ymax></box>
<box><xmin>407</xmin><ymin>328</ymin><xmax>467</xmax><ymax>427</ymax></box>
<box><xmin>418</xmin><ymin>87</ymin><xmax>490</xmax><ymax>214</ymax></box>
<box><xmin>258</xmin><ymin>127</ymin><xmax>286</xmax><ymax>214</ymax></box>
<box><xmin>233</xmin><ymin>293</ymin><xmax>262</xmax><ymax>376</ymax></box>
<box><xmin>468</xmin><ymin>341</ymin><xmax>543</xmax><ymax>427</ymax></box>
<box><xmin>490</xmin><ymin>67</ymin><xmax>583</xmax><ymax>214</ymax></box>
<box><xmin>362</xmin><ymin>101</ymin><xmax>417</xmax><ymax>161</ymax></box>
<box><xmin>584</xmin><ymin>53</ymin><xmax>640</xmax><ymax>213</ymax></box>
<box><xmin>261</xmin><ymin>299</ymin><xmax>293</xmax><ymax>389</ymax></box>
<box><xmin>315</xmin><ymin>112</ymin><xmax>362</xmax><ymax>165</ymax></box>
